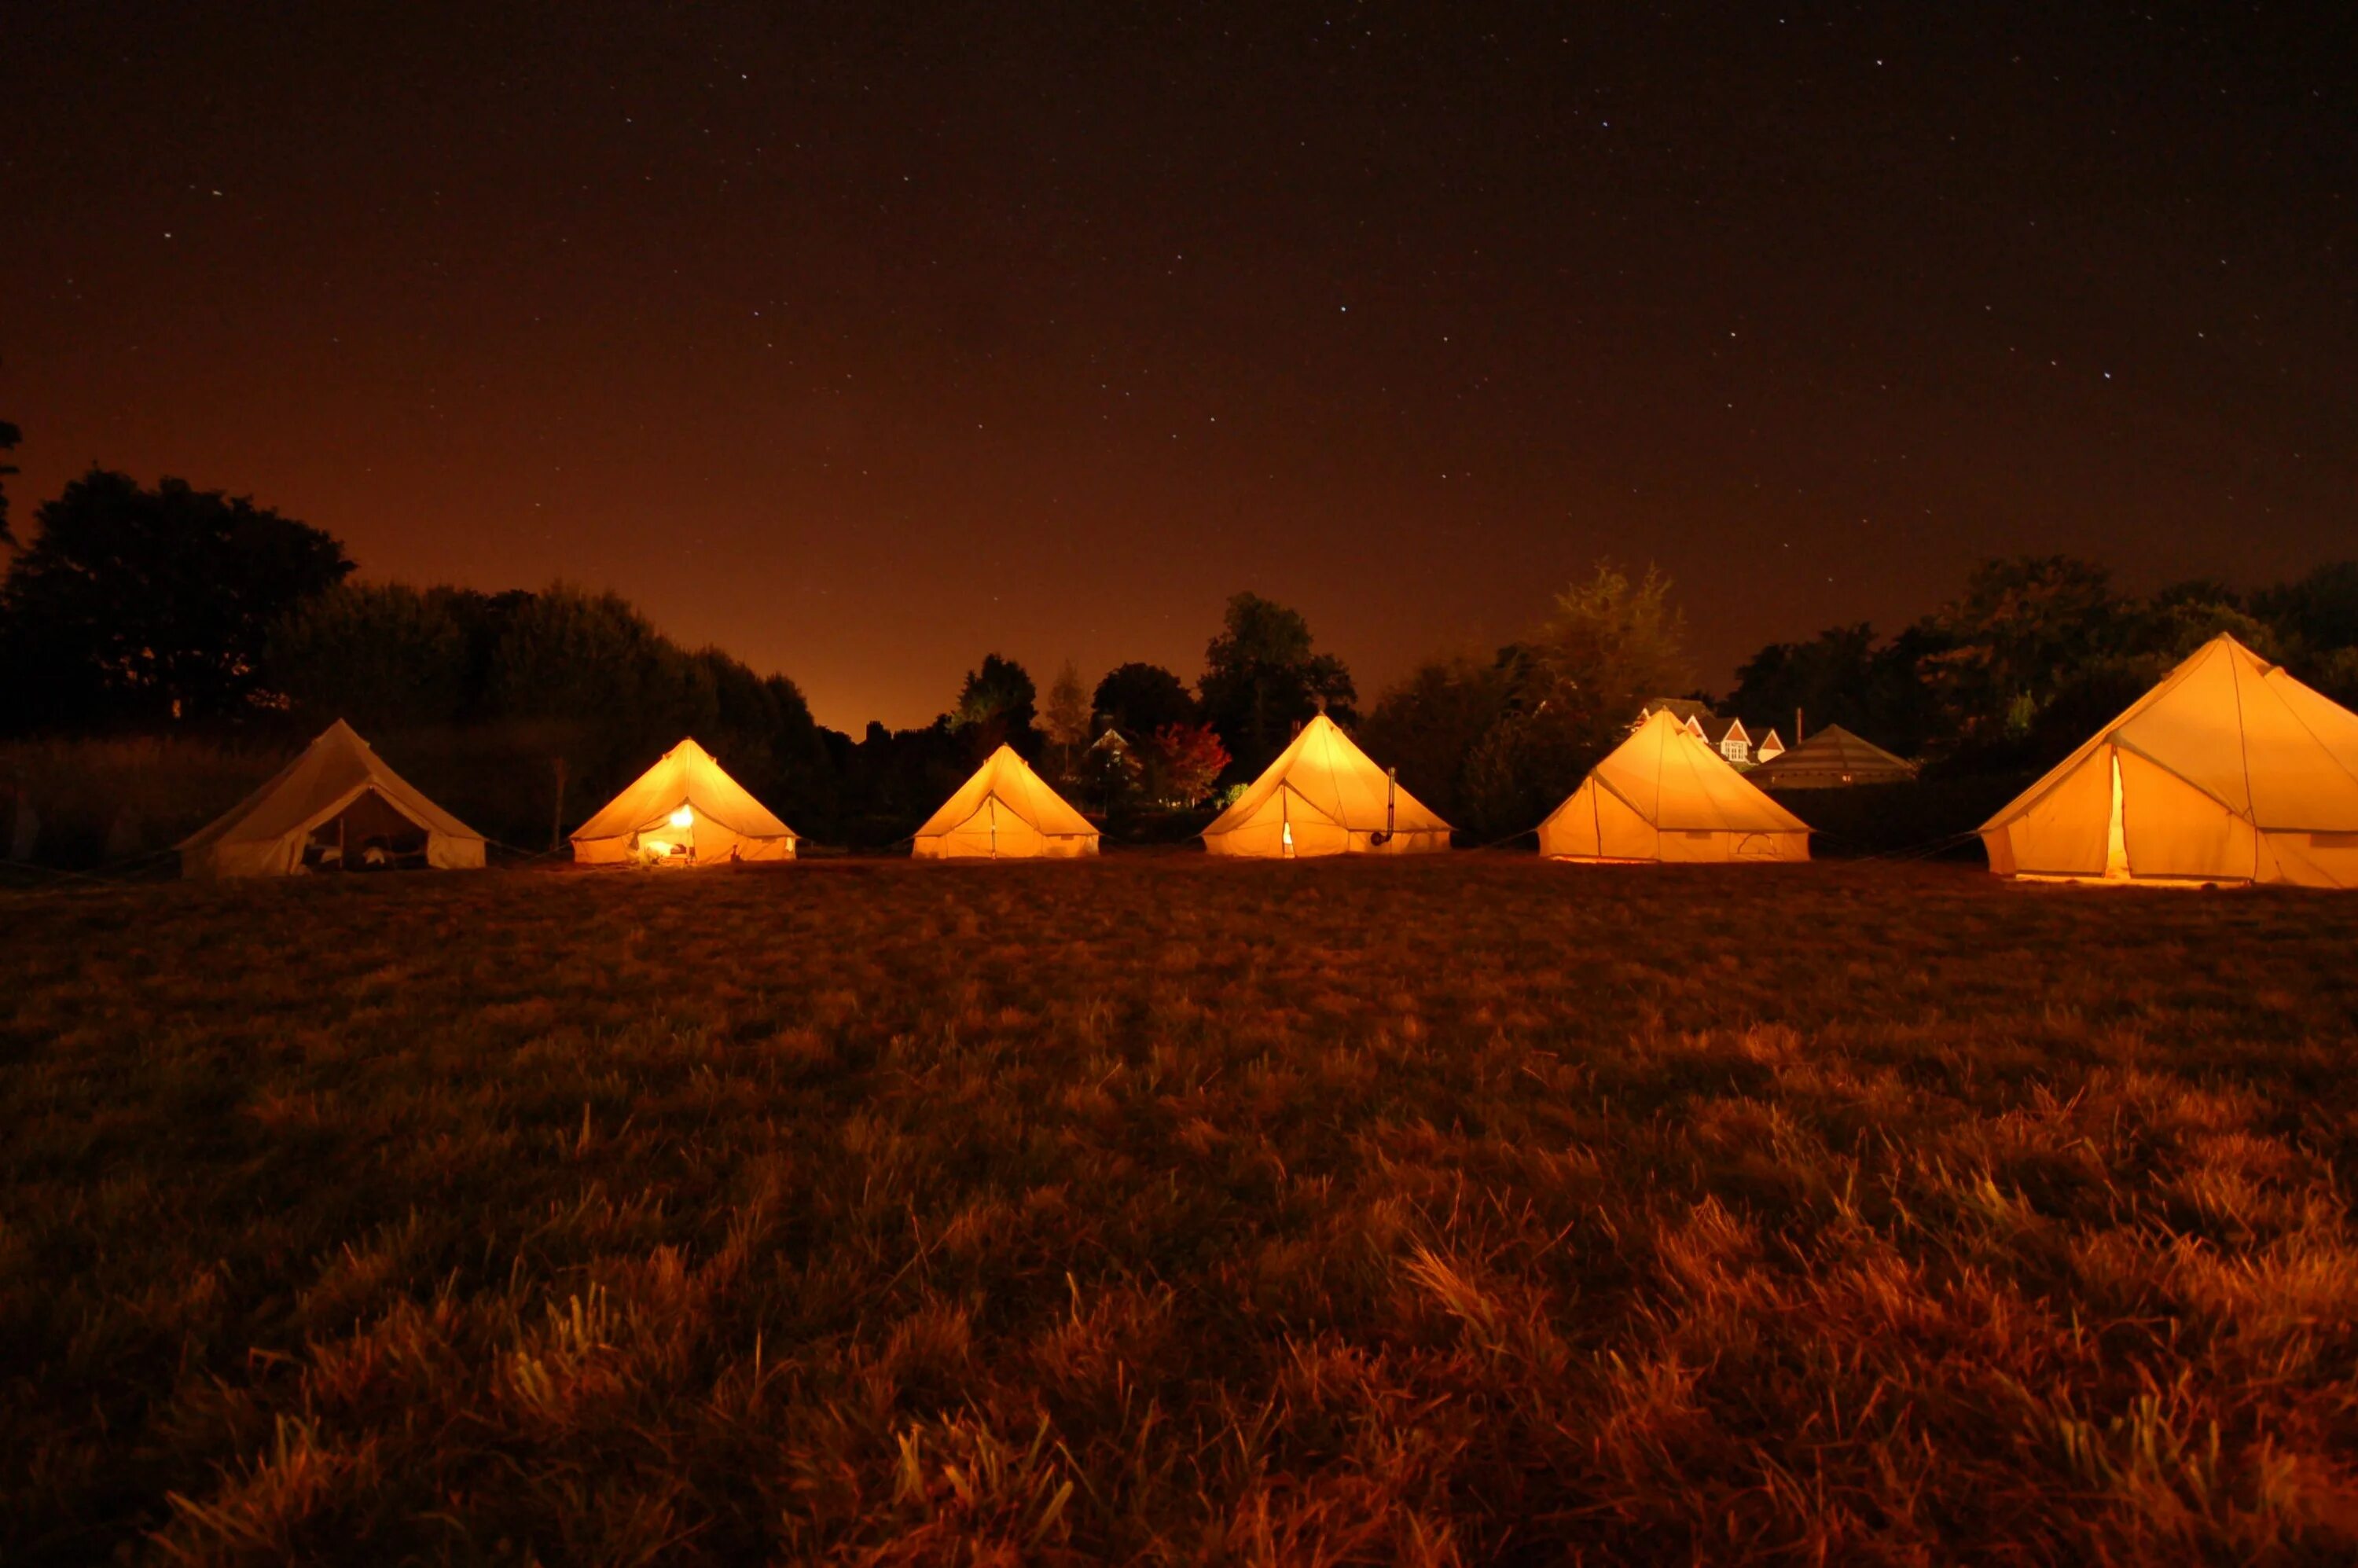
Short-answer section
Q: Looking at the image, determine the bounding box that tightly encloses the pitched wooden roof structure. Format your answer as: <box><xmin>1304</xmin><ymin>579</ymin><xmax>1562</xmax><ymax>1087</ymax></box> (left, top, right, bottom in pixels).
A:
<box><xmin>1746</xmin><ymin>725</ymin><xmax>1918</xmax><ymax>790</ymax></box>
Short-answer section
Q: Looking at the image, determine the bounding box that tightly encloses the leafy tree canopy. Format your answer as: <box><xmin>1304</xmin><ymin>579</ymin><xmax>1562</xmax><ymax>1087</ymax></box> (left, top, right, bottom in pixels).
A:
<box><xmin>1198</xmin><ymin>592</ymin><xmax>1355</xmax><ymax>773</ymax></box>
<box><xmin>1040</xmin><ymin>659</ymin><xmax>1093</xmax><ymax>754</ymax></box>
<box><xmin>2252</xmin><ymin>562</ymin><xmax>2358</xmax><ymax>659</ymax></box>
<box><xmin>1361</xmin><ymin>652</ymin><xmax>1518</xmax><ymax>833</ymax></box>
<box><xmin>1</xmin><ymin>468</ymin><xmax>351</xmax><ymax>731</ymax></box>
<box><xmin>1722</xmin><ymin>556</ymin><xmax>2358</xmax><ymax>774</ymax></box>
<box><xmin>1530</xmin><ymin>562</ymin><xmax>1691</xmax><ymax>730</ymax></box>
<box><xmin>1144</xmin><ymin>722</ymin><xmax>1229</xmax><ymax>808</ymax></box>
<box><xmin>1359</xmin><ymin>564</ymin><xmax>1691</xmax><ymax>839</ymax></box>
<box><xmin>1916</xmin><ymin>555</ymin><xmax>2119</xmax><ymax>744</ymax></box>
<box><xmin>952</xmin><ymin>652</ymin><xmax>1038</xmax><ymax>758</ymax></box>
<box><xmin>269</xmin><ymin>582</ymin><xmax>473</xmax><ymax>732</ymax></box>
<box><xmin>1728</xmin><ymin>622</ymin><xmax>1942</xmax><ymax>758</ymax></box>
<box><xmin>1091</xmin><ymin>661</ymin><xmax>1196</xmax><ymax>739</ymax></box>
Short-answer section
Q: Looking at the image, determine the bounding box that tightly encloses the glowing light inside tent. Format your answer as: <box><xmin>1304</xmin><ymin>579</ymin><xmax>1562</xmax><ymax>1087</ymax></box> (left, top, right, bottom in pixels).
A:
<box><xmin>670</xmin><ymin>806</ymin><xmax>694</xmax><ymax>828</ymax></box>
<box><xmin>2103</xmin><ymin>753</ymin><xmax>2129</xmax><ymax>879</ymax></box>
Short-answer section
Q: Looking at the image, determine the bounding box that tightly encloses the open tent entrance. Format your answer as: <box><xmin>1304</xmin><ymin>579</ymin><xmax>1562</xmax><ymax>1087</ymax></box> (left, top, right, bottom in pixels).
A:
<box><xmin>303</xmin><ymin>786</ymin><xmax>434</xmax><ymax>871</ymax></box>
<box><xmin>628</xmin><ymin>803</ymin><xmax>707</xmax><ymax>866</ymax></box>
<box><xmin>2104</xmin><ymin>752</ymin><xmax>2130</xmax><ymax>879</ymax></box>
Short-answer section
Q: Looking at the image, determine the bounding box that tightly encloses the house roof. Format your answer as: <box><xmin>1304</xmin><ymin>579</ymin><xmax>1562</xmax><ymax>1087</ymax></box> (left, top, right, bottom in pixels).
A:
<box><xmin>1638</xmin><ymin>700</ymin><xmax>1761</xmax><ymax>748</ymax></box>
<box><xmin>1640</xmin><ymin>697</ymin><xmax>1713</xmax><ymax>725</ymax></box>
<box><xmin>1695</xmin><ymin>714</ymin><xmax>1750</xmax><ymax>746</ymax></box>
<box><xmin>1746</xmin><ymin>725</ymin><xmax>1917</xmax><ymax>788</ymax></box>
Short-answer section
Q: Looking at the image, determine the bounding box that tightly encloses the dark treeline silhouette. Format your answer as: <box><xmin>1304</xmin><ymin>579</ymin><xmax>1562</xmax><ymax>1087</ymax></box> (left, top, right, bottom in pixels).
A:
<box><xmin>0</xmin><ymin>468</ymin><xmax>1316</xmax><ymax>853</ymax></box>
<box><xmin>1357</xmin><ymin>555</ymin><xmax>2358</xmax><ymax>844</ymax></box>
<box><xmin>1725</xmin><ymin>556</ymin><xmax>2358</xmax><ymax>773</ymax></box>
<box><xmin>5</xmin><ymin>463</ymin><xmax>2353</xmax><ymax>861</ymax></box>
<box><xmin>2</xmin><ymin>470</ymin><xmax>352</xmax><ymax>729</ymax></box>
<box><xmin>1361</xmin><ymin>564</ymin><xmax>1693</xmax><ymax>841</ymax></box>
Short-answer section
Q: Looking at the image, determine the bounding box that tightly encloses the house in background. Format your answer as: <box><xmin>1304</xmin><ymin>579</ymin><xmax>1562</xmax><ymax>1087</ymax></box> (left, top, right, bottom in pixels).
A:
<box><xmin>1636</xmin><ymin>699</ymin><xmax>1783</xmax><ymax>769</ymax></box>
<box><xmin>1695</xmin><ymin>714</ymin><xmax>1756</xmax><ymax>766</ymax></box>
<box><xmin>1638</xmin><ymin>697</ymin><xmax>1713</xmax><ymax>733</ymax></box>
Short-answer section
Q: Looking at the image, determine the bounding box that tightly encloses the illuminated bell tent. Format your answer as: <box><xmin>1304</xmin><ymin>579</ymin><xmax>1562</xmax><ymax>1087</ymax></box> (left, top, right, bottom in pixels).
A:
<box><xmin>1201</xmin><ymin>713</ymin><xmax>1453</xmax><ymax>857</ymax></box>
<box><xmin>179</xmin><ymin>719</ymin><xmax>487</xmax><ymax>878</ymax></box>
<box><xmin>1538</xmin><ymin>708</ymin><xmax>1812</xmax><ymax>863</ymax></box>
<box><xmin>1980</xmin><ymin>635</ymin><xmax>2358</xmax><ymax>888</ymax></box>
<box><xmin>570</xmin><ymin>738</ymin><xmax>798</xmax><ymax>865</ymax></box>
<box><xmin>913</xmin><ymin>745</ymin><xmax>1100</xmax><ymax>859</ymax></box>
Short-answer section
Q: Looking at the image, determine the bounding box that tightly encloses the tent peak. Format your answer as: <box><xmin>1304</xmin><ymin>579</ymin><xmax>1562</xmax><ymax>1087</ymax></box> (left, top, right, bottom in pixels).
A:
<box><xmin>2195</xmin><ymin>631</ymin><xmax>2276</xmax><ymax>676</ymax></box>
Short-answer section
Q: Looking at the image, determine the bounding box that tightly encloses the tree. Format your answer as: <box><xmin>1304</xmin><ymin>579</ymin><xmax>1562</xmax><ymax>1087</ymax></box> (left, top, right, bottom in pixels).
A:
<box><xmin>0</xmin><ymin>468</ymin><xmax>351</xmax><ymax>731</ymax></box>
<box><xmin>1040</xmin><ymin>658</ymin><xmax>1093</xmax><ymax>779</ymax></box>
<box><xmin>268</xmin><ymin>582</ymin><xmax>472</xmax><ymax>731</ymax></box>
<box><xmin>2253</xmin><ymin>562</ymin><xmax>2358</xmax><ymax>661</ymax></box>
<box><xmin>1198</xmin><ymin>592</ymin><xmax>1355</xmax><ymax>774</ymax></box>
<box><xmin>487</xmin><ymin>583</ymin><xmax>675</xmax><ymax>732</ymax></box>
<box><xmin>1728</xmin><ymin>622</ymin><xmax>1940</xmax><ymax>757</ymax></box>
<box><xmin>1917</xmin><ymin>556</ymin><xmax>2121</xmax><ymax>747</ymax></box>
<box><xmin>1530</xmin><ymin>561</ymin><xmax>1691</xmax><ymax>729</ymax></box>
<box><xmin>1361</xmin><ymin>652</ymin><xmax>1517</xmax><ymax>830</ymax></box>
<box><xmin>0</xmin><ymin>419</ymin><xmax>20</xmax><ymax>548</ymax></box>
<box><xmin>952</xmin><ymin>653</ymin><xmax>1038</xmax><ymax>758</ymax></box>
<box><xmin>1092</xmin><ymin>662</ymin><xmax>1196</xmax><ymax>737</ymax></box>
<box><xmin>2307</xmin><ymin>648</ymin><xmax>2358</xmax><ymax>708</ymax></box>
<box><xmin>1146</xmin><ymin>722</ymin><xmax>1229</xmax><ymax>807</ymax></box>
<box><xmin>1446</xmin><ymin>564</ymin><xmax>1691</xmax><ymax>832</ymax></box>
<box><xmin>1349</xmin><ymin>564</ymin><xmax>1695</xmax><ymax>840</ymax></box>
<box><xmin>1730</xmin><ymin>624</ymin><xmax>1877</xmax><ymax>738</ymax></box>
<box><xmin>2131</xmin><ymin>583</ymin><xmax>2281</xmax><ymax>664</ymax></box>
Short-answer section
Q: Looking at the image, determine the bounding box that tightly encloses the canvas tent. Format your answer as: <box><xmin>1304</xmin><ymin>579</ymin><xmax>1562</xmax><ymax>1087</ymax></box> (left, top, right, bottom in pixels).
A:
<box><xmin>1538</xmin><ymin>708</ymin><xmax>1811</xmax><ymax>862</ymax></box>
<box><xmin>1979</xmin><ymin>635</ymin><xmax>2358</xmax><ymax>887</ymax></box>
<box><xmin>179</xmin><ymin>719</ymin><xmax>486</xmax><ymax>878</ymax></box>
<box><xmin>913</xmin><ymin>744</ymin><xmax>1100</xmax><ymax>858</ymax></box>
<box><xmin>571</xmin><ymin>738</ymin><xmax>797</xmax><ymax>865</ymax></box>
<box><xmin>1201</xmin><ymin>714</ymin><xmax>1452</xmax><ymax>857</ymax></box>
<box><xmin>1746</xmin><ymin>724</ymin><xmax>1917</xmax><ymax>790</ymax></box>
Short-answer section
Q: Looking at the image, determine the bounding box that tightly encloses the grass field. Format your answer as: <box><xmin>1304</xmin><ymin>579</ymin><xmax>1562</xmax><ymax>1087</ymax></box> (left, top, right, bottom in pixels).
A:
<box><xmin>6</xmin><ymin>857</ymin><xmax>2356</xmax><ymax>1564</ymax></box>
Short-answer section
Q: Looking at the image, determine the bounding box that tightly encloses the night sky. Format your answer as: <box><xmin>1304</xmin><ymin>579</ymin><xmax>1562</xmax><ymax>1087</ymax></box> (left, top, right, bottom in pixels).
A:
<box><xmin>5</xmin><ymin>4</ymin><xmax>2351</xmax><ymax>729</ymax></box>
